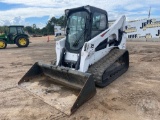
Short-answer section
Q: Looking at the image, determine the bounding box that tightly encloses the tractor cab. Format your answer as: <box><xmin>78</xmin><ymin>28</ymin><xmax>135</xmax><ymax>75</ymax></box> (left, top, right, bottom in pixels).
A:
<box><xmin>65</xmin><ymin>5</ymin><xmax>108</xmax><ymax>53</ymax></box>
<box><xmin>8</xmin><ymin>26</ymin><xmax>25</xmax><ymax>40</ymax></box>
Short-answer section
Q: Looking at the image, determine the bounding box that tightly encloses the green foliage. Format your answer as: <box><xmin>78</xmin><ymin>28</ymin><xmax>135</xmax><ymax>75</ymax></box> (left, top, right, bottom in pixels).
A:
<box><xmin>56</xmin><ymin>16</ymin><xmax>65</xmax><ymax>27</ymax></box>
<box><xmin>0</xmin><ymin>26</ymin><xmax>9</xmax><ymax>34</ymax></box>
<box><xmin>45</xmin><ymin>16</ymin><xmax>65</xmax><ymax>35</ymax></box>
<box><xmin>24</xmin><ymin>26</ymin><xmax>34</xmax><ymax>34</ymax></box>
<box><xmin>0</xmin><ymin>15</ymin><xmax>65</xmax><ymax>35</ymax></box>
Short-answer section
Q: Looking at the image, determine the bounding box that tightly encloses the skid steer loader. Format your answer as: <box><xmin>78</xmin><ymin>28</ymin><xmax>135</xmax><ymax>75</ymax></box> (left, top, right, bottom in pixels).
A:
<box><xmin>18</xmin><ymin>5</ymin><xmax>129</xmax><ymax>115</ymax></box>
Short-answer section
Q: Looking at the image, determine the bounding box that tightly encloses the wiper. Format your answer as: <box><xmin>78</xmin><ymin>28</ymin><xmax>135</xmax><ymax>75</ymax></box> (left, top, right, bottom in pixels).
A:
<box><xmin>73</xmin><ymin>24</ymin><xmax>87</xmax><ymax>47</ymax></box>
<box><xmin>72</xmin><ymin>16</ymin><xmax>89</xmax><ymax>47</ymax></box>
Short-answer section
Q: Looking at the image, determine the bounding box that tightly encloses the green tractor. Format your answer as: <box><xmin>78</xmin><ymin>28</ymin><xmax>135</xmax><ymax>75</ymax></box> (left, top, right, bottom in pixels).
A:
<box><xmin>0</xmin><ymin>25</ymin><xmax>29</xmax><ymax>49</ymax></box>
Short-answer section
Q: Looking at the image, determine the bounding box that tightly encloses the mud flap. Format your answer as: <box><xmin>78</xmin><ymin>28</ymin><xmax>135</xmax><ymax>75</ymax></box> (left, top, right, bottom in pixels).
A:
<box><xmin>18</xmin><ymin>62</ymin><xmax>96</xmax><ymax>115</ymax></box>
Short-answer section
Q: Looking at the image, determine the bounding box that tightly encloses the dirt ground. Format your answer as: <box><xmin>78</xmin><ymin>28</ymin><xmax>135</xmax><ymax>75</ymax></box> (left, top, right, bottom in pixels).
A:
<box><xmin>0</xmin><ymin>36</ymin><xmax>160</xmax><ymax>120</ymax></box>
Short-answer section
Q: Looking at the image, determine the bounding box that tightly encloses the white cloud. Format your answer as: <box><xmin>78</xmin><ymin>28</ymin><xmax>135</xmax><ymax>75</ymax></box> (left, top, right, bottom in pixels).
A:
<box><xmin>0</xmin><ymin>7</ymin><xmax>65</xmax><ymax>28</ymax></box>
<box><xmin>0</xmin><ymin>0</ymin><xmax>159</xmax><ymax>28</ymax></box>
<box><xmin>125</xmin><ymin>4</ymin><xmax>145</xmax><ymax>11</ymax></box>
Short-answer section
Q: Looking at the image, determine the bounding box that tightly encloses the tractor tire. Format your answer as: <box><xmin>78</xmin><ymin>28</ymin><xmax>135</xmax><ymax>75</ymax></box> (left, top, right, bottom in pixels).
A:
<box><xmin>0</xmin><ymin>40</ymin><xmax>7</xmax><ymax>49</ymax></box>
<box><xmin>16</xmin><ymin>36</ymin><xmax>29</xmax><ymax>48</ymax></box>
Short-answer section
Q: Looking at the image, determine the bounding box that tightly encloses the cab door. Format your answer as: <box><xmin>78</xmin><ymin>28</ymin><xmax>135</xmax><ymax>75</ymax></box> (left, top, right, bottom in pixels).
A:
<box><xmin>8</xmin><ymin>27</ymin><xmax>17</xmax><ymax>43</ymax></box>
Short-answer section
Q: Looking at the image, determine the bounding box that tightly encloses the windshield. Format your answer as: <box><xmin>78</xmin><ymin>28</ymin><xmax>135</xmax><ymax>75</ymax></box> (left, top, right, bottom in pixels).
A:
<box><xmin>66</xmin><ymin>11</ymin><xmax>88</xmax><ymax>52</ymax></box>
<box><xmin>9</xmin><ymin>27</ymin><xmax>17</xmax><ymax>34</ymax></box>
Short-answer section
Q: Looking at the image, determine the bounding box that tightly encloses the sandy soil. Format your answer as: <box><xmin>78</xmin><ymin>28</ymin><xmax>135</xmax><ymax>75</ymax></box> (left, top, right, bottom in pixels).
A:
<box><xmin>0</xmin><ymin>36</ymin><xmax>160</xmax><ymax>120</ymax></box>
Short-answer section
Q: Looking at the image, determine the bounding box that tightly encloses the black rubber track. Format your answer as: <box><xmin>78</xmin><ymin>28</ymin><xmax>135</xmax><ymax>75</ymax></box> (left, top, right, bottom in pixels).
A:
<box><xmin>88</xmin><ymin>49</ymin><xmax>129</xmax><ymax>87</ymax></box>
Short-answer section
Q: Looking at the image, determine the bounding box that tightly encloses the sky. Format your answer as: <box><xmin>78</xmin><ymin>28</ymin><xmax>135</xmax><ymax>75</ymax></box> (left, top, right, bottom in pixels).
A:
<box><xmin>0</xmin><ymin>0</ymin><xmax>160</xmax><ymax>28</ymax></box>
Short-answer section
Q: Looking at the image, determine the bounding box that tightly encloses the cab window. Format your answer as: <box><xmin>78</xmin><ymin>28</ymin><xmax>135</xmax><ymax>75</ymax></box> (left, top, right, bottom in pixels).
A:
<box><xmin>9</xmin><ymin>27</ymin><xmax>17</xmax><ymax>34</ymax></box>
<box><xmin>17</xmin><ymin>27</ymin><xmax>24</xmax><ymax>34</ymax></box>
<box><xmin>92</xmin><ymin>12</ymin><xmax>107</xmax><ymax>38</ymax></box>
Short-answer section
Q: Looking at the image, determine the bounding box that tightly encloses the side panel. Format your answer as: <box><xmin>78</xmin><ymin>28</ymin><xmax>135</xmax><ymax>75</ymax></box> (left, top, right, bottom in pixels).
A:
<box><xmin>56</xmin><ymin>38</ymin><xmax>66</xmax><ymax>65</ymax></box>
<box><xmin>0</xmin><ymin>34</ymin><xmax>8</xmax><ymax>43</ymax></box>
<box><xmin>79</xmin><ymin>15</ymin><xmax>126</xmax><ymax>72</ymax></box>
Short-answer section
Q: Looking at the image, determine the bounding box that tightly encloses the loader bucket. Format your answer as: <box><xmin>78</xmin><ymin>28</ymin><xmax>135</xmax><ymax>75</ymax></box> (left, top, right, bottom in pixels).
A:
<box><xmin>18</xmin><ymin>62</ymin><xmax>96</xmax><ymax>115</ymax></box>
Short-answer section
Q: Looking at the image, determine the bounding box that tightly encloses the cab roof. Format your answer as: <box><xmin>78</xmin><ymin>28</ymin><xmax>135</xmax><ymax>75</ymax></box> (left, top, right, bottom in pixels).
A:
<box><xmin>9</xmin><ymin>25</ymin><xmax>24</xmax><ymax>27</ymax></box>
<box><xmin>65</xmin><ymin>5</ymin><xmax>108</xmax><ymax>17</ymax></box>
